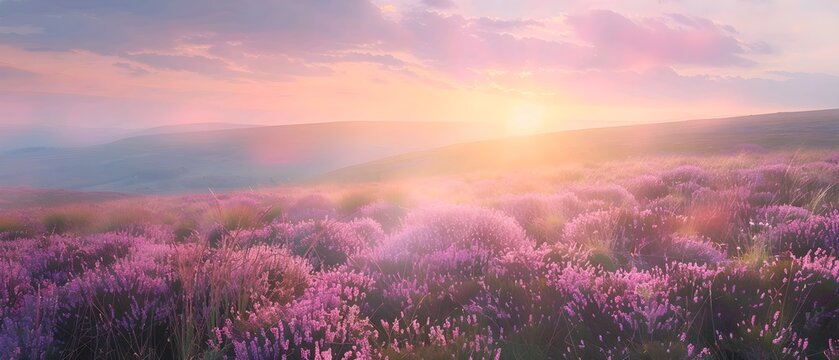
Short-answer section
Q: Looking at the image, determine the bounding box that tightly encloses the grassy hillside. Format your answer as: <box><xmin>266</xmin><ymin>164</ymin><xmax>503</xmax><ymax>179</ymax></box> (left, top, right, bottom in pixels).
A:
<box><xmin>323</xmin><ymin>109</ymin><xmax>839</xmax><ymax>182</ymax></box>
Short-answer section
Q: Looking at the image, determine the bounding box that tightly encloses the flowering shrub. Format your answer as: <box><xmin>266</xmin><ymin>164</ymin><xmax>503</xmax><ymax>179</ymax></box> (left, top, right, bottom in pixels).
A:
<box><xmin>668</xmin><ymin>235</ymin><xmax>727</xmax><ymax>264</ymax></box>
<box><xmin>20</xmin><ymin>234</ymin><xmax>136</xmax><ymax>285</ymax></box>
<box><xmin>287</xmin><ymin>195</ymin><xmax>335</xmax><ymax>223</ymax></box>
<box><xmin>757</xmin><ymin>205</ymin><xmax>812</xmax><ymax>226</ymax></box>
<box><xmin>662</xmin><ymin>165</ymin><xmax>711</xmax><ymax>187</ymax></box>
<box><xmin>763</xmin><ymin>212</ymin><xmax>839</xmax><ymax>256</ymax></box>
<box><xmin>562</xmin><ymin>207</ymin><xmax>682</xmax><ymax>269</ymax></box>
<box><xmin>57</xmin><ymin>259</ymin><xmax>176</xmax><ymax>358</ymax></box>
<box><xmin>627</xmin><ymin>174</ymin><xmax>669</xmax><ymax>201</ymax></box>
<box><xmin>489</xmin><ymin>193</ymin><xmax>582</xmax><ymax>244</ymax></box>
<box><xmin>210</xmin><ymin>271</ymin><xmax>377</xmax><ymax>359</ymax></box>
<box><xmin>0</xmin><ymin>262</ymin><xmax>31</xmax><ymax>319</ymax></box>
<box><xmin>353</xmin><ymin>201</ymin><xmax>406</xmax><ymax>233</ymax></box>
<box><xmin>386</xmin><ymin>205</ymin><xmax>530</xmax><ymax>258</ymax></box>
<box><xmin>0</xmin><ymin>284</ymin><xmax>59</xmax><ymax>359</ymax></box>
<box><xmin>1</xmin><ymin>153</ymin><xmax>838</xmax><ymax>359</ymax></box>
<box><xmin>0</xmin><ymin>214</ymin><xmax>34</xmax><ymax>240</ymax></box>
<box><xmin>572</xmin><ymin>184</ymin><xmax>637</xmax><ymax>208</ymax></box>
<box><xmin>283</xmin><ymin>218</ymin><xmax>385</xmax><ymax>270</ymax></box>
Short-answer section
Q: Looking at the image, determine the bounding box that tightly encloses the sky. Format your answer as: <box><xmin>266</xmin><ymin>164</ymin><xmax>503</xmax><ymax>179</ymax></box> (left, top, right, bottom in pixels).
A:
<box><xmin>0</xmin><ymin>0</ymin><xmax>838</xmax><ymax>133</ymax></box>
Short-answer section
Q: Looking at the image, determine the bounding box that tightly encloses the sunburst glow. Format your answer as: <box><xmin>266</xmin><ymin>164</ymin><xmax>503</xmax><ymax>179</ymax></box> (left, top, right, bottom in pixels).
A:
<box><xmin>506</xmin><ymin>102</ymin><xmax>546</xmax><ymax>136</ymax></box>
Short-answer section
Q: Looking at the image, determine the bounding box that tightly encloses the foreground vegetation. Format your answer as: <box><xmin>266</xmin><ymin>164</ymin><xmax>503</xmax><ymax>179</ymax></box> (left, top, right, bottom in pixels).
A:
<box><xmin>2</xmin><ymin>151</ymin><xmax>839</xmax><ymax>359</ymax></box>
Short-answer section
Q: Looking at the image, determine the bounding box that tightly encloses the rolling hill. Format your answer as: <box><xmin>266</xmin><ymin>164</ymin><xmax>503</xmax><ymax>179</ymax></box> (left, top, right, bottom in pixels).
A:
<box><xmin>0</xmin><ymin>123</ymin><xmax>133</xmax><ymax>152</ymax></box>
<box><xmin>0</xmin><ymin>121</ymin><xmax>506</xmax><ymax>193</ymax></box>
<box><xmin>123</xmin><ymin>122</ymin><xmax>260</xmax><ymax>137</ymax></box>
<box><xmin>0</xmin><ymin>122</ymin><xmax>262</xmax><ymax>153</ymax></box>
<box><xmin>322</xmin><ymin>109</ymin><xmax>839</xmax><ymax>182</ymax></box>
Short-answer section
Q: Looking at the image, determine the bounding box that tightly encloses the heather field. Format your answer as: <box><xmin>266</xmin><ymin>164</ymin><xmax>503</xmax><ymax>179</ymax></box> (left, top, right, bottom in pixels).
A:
<box><xmin>3</xmin><ymin>0</ymin><xmax>838</xmax><ymax>359</ymax></box>
<box><xmin>0</xmin><ymin>151</ymin><xmax>837</xmax><ymax>359</ymax></box>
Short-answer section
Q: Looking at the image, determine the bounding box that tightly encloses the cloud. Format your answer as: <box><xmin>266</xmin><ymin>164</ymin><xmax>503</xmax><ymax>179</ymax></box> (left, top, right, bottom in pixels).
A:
<box><xmin>0</xmin><ymin>0</ymin><xmax>769</xmax><ymax>81</ymax></box>
<box><xmin>0</xmin><ymin>0</ymin><xmax>397</xmax><ymax>77</ymax></box>
<box><xmin>0</xmin><ymin>89</ymin><xmax>279</xmax><ymax>127</ymax></box>
<box><xmin>473</xmin><ymin>17</ymin><xmax>542</xmax><ymax>30</ymax></box>
<box><xmin>422</xmin><ymin>0</ymin><xmax>456</xmax><ymax>9</ymax></box>
<box><xmin>112</xmin><ymin>62</ymin><xmax>151</xmax><ymax>76</ymax></box>
<box><xmin>328</xmin><ymin>52</ymin><xmax>408</xmax><ymax>68</ymax></box>
<box><xmin>526</xmin><ymin>67</ymin><xmax>839</xmax><ymax>109</ymax></box>
<box><xmin>0</xmin><ymin>65</ymin><xmax>36</xmax><ymax>79</ymax></box>
<box><xmin>125</xmin><ymin>53</ymin><xmax>240</xmax><ymax>77</ymax></box>
<box><xmin>396</xmin><ymin>11</ymin><xmax>586</xmax><ymax>75</ymax></box>
<box><xmin>566</xmin><ymin>10</ymin><xmax>763</xmax><ymax>67</ymax></box>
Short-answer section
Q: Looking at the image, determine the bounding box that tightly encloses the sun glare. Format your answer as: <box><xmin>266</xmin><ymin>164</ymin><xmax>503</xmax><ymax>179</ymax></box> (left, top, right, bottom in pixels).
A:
<box><xmin>506</xmin><ymin>103</ymin><xmax>546</xmax><ymax>136</ymax></box>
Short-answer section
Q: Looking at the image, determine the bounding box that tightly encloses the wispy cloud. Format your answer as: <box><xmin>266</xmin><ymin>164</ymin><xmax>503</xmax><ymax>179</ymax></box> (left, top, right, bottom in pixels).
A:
<box><xmin>0</xmin><ymin>65</ymin><xmax>36</xmax><ymax>79</ymax></box>
<box><xmin>566</xmin><ymin>10</ymin><xmax>763</xmax><ymax>68</ymax></box>
<box><xmin>421</xmin><ymin>0</ymin><xmax>456</xmax><ymax>9</ymax></box>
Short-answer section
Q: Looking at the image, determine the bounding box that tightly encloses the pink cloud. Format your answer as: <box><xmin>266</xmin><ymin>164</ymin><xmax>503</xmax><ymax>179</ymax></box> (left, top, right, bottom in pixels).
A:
<box><xmin>394</xmin><ymin>11</ymin><xmax>587</xmax><ymax>77</ymax></box>
<box><xmin>566</xmin><ymin>10</ymin><xmax>763</xmax><ymax>68</ymax></box>
<box><xmin>0</xmin><ymin>64</ymin><xmax>36</xmax><ymax>79</ymax></box>
<box><xmin>472</xmin><ymin>17</ymin><xmax>542</xmax><ymax>30</ymax></box>
<box><xmin>0</xmin><ymin>0</ymin><xmax>398</xmax><ymax>77</ymax></box>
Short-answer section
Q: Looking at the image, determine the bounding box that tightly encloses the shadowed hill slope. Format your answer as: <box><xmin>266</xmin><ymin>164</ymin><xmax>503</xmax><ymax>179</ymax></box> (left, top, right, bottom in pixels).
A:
<box><xmin>0</xmin><ymin>121</ymin><xmax>505</xmax><ymax>193</ymax></box>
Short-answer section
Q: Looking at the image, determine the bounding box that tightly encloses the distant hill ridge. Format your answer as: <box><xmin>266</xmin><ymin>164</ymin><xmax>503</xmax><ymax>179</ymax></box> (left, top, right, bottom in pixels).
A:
<box><xmin>0</xmin><ymin>121</ymin><xmax>506</xmax><ymax>193</ymax></box>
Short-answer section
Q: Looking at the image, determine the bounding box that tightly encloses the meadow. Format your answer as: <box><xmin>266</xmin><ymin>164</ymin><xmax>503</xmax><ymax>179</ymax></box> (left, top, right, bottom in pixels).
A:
<box><xmin>1</xmin><ymin>150</ymin><xmax>839</xmax><ymax>359</ymax></box>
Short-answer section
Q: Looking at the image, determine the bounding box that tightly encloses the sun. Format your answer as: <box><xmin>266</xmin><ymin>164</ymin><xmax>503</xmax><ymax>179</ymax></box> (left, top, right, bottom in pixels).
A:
<box><xmin>505</xmin><ymin>103</ymin><xmax>546</xmax><ymax>136</ymax></box>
